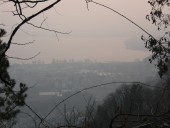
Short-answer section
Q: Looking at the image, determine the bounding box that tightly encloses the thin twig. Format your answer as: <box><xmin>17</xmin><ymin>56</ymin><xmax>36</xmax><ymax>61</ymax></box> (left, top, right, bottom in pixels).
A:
<box><xmin>90</xmin><ymin>0</ymin><xmax>155</xmax><ymax>39</ymax></box>
<box><xmin>11</xmin><ymin>40</ymin><xmax>35</xmax><ymax>45</ymax></box>
<box><xmin>6</xmin><ymin>52</ymin><xmax>40</xmax><ymax>60</ymax></box>
<box><xmin>0</xmin><ymin>0</ymin><xmax>62</xmax><ymax>62</ymax></box>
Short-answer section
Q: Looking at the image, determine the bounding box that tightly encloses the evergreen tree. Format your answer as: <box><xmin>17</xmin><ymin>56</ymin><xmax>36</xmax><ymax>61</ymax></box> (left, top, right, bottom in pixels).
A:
<box><xmin>0</xmin><ymin>28</ymin><xmax>27</xmax><ymax>127</ymax></box>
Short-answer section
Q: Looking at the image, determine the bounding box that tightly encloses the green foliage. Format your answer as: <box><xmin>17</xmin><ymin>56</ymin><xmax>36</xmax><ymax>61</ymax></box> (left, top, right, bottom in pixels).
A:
<box><xmin>0</xmin><ymin>28</ymin><xmax>27</xmax><ymax>126</ymax></box>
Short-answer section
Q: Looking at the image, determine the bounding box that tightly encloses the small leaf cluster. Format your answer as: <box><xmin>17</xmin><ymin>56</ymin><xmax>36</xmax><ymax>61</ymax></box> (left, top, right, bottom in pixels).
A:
<box><xmin>141</xmin><ymin>34</ymin><xmax>170</xmax><ymax>77</ymax></box>
<box><xmin>147</xmin><ymin>0</ymin><xmax>170</xmax><ymax>30</ymax></box>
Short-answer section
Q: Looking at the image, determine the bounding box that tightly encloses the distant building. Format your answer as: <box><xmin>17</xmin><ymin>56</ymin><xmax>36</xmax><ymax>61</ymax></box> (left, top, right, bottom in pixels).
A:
<box><xmin>39</xmin><ymin>91</ymin><xmax>62</xmax><ymax>96</ymax></box>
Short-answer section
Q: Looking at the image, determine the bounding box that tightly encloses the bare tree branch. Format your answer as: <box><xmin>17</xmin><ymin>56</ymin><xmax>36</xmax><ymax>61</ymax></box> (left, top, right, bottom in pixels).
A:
<box><xmin>11</xmin><ymin>40</ymin><xmax>35</xmax><ymax>45</ymax></box>
<box><xmin>89</xmin><ymin>0</ymin><xmax>155</xmax><ymax>39</ymax></box>
<box><xmin>6</xmin><ymin>52</ymin><xmax>40</xmax><ymax>60</ymax></box>
<box><xmin>0</xmin><ymin>0</ymin><xmax>62</xmax><ymax>62</ymax></box>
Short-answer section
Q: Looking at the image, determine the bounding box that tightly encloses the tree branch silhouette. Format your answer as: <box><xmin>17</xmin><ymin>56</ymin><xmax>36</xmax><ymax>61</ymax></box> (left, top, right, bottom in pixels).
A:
<box><xmin>6</xmin><ymin>52</ymin><xmax>40</xmax><ymax>60</ymax></box>
<box><xmin>0</xmin><ymin>0</ymin><xmax>62</xmax><ymax>62</ymax></box>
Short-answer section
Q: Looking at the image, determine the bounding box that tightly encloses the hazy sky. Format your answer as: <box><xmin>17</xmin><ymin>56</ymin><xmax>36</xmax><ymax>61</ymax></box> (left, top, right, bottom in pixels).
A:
<box><xmin>0</xmin><ymin>0</ymin><xmax>162</xmax><ymax>63</ymax></box>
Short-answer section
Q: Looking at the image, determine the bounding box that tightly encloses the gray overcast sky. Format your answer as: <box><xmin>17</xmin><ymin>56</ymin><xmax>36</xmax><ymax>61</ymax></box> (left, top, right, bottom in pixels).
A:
<box><xmin>0</xmin><ymin>0</ymin><xmax>163</xmax><ymax>63</ymax></box>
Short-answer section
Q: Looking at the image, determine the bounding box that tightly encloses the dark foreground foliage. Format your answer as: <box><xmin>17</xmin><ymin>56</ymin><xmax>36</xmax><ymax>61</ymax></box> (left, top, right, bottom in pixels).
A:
<box><xmin>92</xmin><ymin>78</ymin><xmax>170</xmax><ymax>128</ymax></box>
<box><xmin>0</xmin><ymin>28</ymin><xmax>27</xmax><ymax>127</ymax></box>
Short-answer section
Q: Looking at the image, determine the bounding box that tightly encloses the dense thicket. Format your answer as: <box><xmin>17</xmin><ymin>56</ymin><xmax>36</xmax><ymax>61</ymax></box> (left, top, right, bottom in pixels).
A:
<box><xmin>92</xmin><ymin>77</ymin><xmax>170</xmax><ymax>128</ymax></box>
